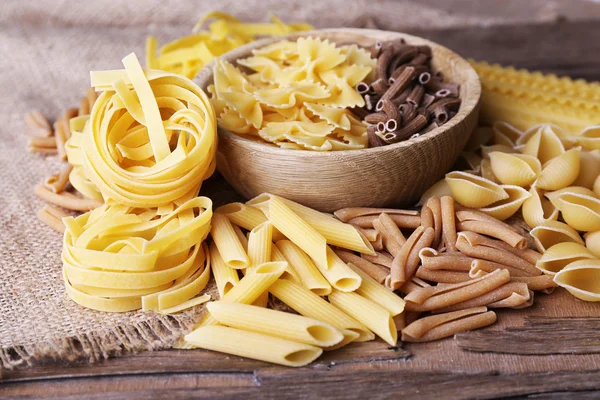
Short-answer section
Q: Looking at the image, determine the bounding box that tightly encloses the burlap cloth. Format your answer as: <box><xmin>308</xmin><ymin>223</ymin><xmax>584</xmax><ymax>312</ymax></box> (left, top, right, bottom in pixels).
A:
<box><xmin>0</xmin><ymin>0</ymin><xmax>590</xmax><ymax>370</ymax></box>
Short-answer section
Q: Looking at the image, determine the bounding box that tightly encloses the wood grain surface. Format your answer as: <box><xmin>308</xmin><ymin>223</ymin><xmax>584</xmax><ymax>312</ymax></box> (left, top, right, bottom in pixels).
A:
<box><xmin>4</xmin><ymin>1</ymin><xmax>600</xmax><ymax>398</ymax></box>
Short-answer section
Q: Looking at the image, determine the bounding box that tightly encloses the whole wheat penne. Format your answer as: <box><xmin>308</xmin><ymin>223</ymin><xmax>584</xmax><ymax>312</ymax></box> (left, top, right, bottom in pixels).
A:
<box><xmin>421</xmin><ymin>205</ymin><xmax>434</xmax><ymax>230</ymax></box>
<box><xmin>269</xmin><ymin>279</ymin><xmax>374</xmax><ymax>342</ymax></box>
<box><xmin>371</xmin><ymin>236</ymin><xmax>384</xmax><ymax>251</ymax></box>
<box><xmin>36</xmin><ymin>206</ymin><xmax>66</xmax><ymax>233</ymax></box>
<box><xmin>209</xmin><ymin>243</ymin><xmax>239</xmax><ymax>298</ymax></box>
<box><xmin>415</xmin><ymin>266</ymin><xmax>471</xmax><ymax>283</ymax></box>
<box><xmin>455</xmin><ymin>209</ymin><xmax>521</xmax><ymax>234</ymax></box>
<box><xmin>184</xmin><ymin>325</ymin><xmax>322</xmax><ymax>367</ymax></box>
<box><xmin>211</xmin><ymin>213</ymin><xmax>249</xmax><ymax>269</ymax></box>
<box><xmin>194</xmin><ymin>261</ymin><xmax>286</xmax><ymax>329</ymax></box>
<box><xmin>426</xmin><ymin>197</ymin><xmax>443</xmax><ymax>249</ymax></box>
<box><xmin>511</xmin><ymin>275</ymin><xmax>557</xmax><ymax>292</ymax></box>
<box><xmin>470</xmin><ymin>259</ymin><xmax>534</xmax><ymax>278</ymax></box>
<box><xmin>420</xmin><ymin>250</ymin><xmax>474</xmax><ymax>271</ymax></box>
<box><xmin>28</xmin><ymin>136</ymin><xmax>57</xmax><ymax>148</ymax></box>
<box><xmin>334</xmin><ymin>249</ymin><xmax>388</xmax><ymax>283</ymax></box>
<box><xmin>348</xmin><ymin>263</ymin><xmax>405</xmax><ymax>316</ymax></box>
<box><xmin>387</xmin><ymin>226</ymin><xmax>426</xmax><ymax>290</ymax></box>
<box><xmin>361</xmin><ymin>252</ymin><xmax>393</xmax><ymax>268</ymax></box>
<box><xmin>44</xmin><ymin>164</ymin><xmax>73</xmax><ymax>194</ymax></box>
<box><xmin>399</xmin><ymin>277</ymin><xmax>432</xmax><ymax>295</ymax></box>
<box><xmin>354</xmin><ymin>227</ymin><xmax>379</xmax><ymax>242</ymax></box>
<box><xmin>25</xmin><ymin>110</ymin><xmax>52</xmax><ymax>137</ymax></box>
<box><xmin>276</xmin><ymin>240</ymin><xmax>331</xmax><ymax>296</ymax></box>
<box><xmin>79</xmin><ymin>97</ymin><xmax>90</xmax><ymax>115</ymax></box>
<box><xmin>458</xmin><ymin>231</ymin><xmax>541</xmax><ymax>265</ymax></box>
<box><xmin>34</xmin><ymin>184</ymin><xmax>102</xmax><ymax>211</ymax></box>
<box><xmin>206</xmin><ymin>301</ymin><xmax>343</xmax><ymax>347</ymax></box>
<box><xmin>404</xmin><ymin>269</ymin><xmax>511</xmax><ymax>312</ymax></box>
<box><xmin>457</xmin><ymin>220</ymin><xmax>526</xmax><ymax>249</ymax></box>
<box><xmin>312</xmin><ymin>246</ymin><xmax>362</xmax><ymax>292</ymax></box>
<box><xmin>328</xmin><ymin>289</ymin><xmax>397</xmax><ymax>346</ymax></box>
<box><xmin>27</xmin><ymin>146</ymin><xmax>58</xmax><ymax>155</ymax></box>
<box><xmin>393</xmin><ymin>313</ymin><xmax>406</xmax><ymax>331</ymax></box>
<box><xmin>269</xmin><ymin>197</ymin><xmax>329</xmax><ymax>268</ymax></box>
<box><xmin>373</xmin><ymin>215</ymin><xmax>402</xmax><ymax>256</ymax></box>
<box><xmin>348</xmin><ymin>214</ymin><xmax>421</xmax><ymax>229</ymax></box>
<box><xmin>456</xmin><ymin>232</ymin><xmax>539</xmax><ymax>275</ymax></box>
<box><xmin>53</xmin><ymin>119</ymin><xmax>67</xmax><ymax>160</ymax></box>
<box><xmin>402</xmin><ymin>307</ymin><xmax>496</xmax><ymax>342</ymax></box>
<box><xmin>441</xmin><ymin>196</ymin><xmax>458</xmax><ymax>251</ymax></box>
<box><xmin>435</xmin><ymin>281</ymin><xmax>530</xmax><ymax>312</ymax></box>
<box><xmin>379</xmin><ymin>213</ymin><xmax>407</xmax><ymax>246</ymax></box>
<box><xmin>334</xmin><ymin>207</ymin><xmax>419</xmax><ymax>222</ymax></box>
<box><xmin>405</xmin><ymin>227</ymin><xmax>436</xmax><ymax>279</ymax></box>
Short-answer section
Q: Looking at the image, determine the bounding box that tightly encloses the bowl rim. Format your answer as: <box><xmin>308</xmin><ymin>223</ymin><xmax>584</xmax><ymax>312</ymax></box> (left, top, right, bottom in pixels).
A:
<box><xmin>195</xmin><ymin>28</ymin><xmax>482</xmax><ymax>158</ymax></box>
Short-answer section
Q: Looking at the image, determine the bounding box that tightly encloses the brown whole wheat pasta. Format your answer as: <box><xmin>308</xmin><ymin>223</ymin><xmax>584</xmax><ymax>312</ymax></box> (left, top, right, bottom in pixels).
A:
<box><xmin>456</xmin><ymin>220</ymin><xmax>527</xmax><ymax>249</ymax></box>
<box><xmin>436</xmin><ymin>281</ymin><xmax>531</xmax><ymax>312</ymax></box>
<box><xmin>399</xmin><ymin>277</ymin><xmax>431</xmax><ymax>295</ymax></box>
<box><xmin>458</xmin><ymin>231</ymin><xmax>541</xmax><ymax>266</ymax></box>
<box><xmin>25</xmin><ymin>110</ymin><xmax>53</xmax><ymax>137</ymax></box>
<box><xmin>354</xmin><ymin>227</ymin><xmax>379</xmax><ymax>242</ymax></box>
<box><xmin>334</xmin><ymin>249</ymin><xmax>388</xmax><ymax>283</ymax></box>
<box><xmin>34</xmin><ymin>184</ymin><xmax>102</xmax><ymax>211</ymax></box>
<box><xmin>420</xmin><ymin>250</ymin><xmax>474</xmax><ymax>271</ymax></box>
<box><xmin>440</xmin><ymin>196</ymin><xmax>458</xmax><ymax>251</ymax></box>
<box><xmin>455</xmin><ymin>209</ymin><xmax>521</xmax><ymax>234</ymax></box>
<box><xmin>36</xmin><ymin>205</ymin><xmax>68</xmax><ymax>233</ymax></box>
<box><xmin>511</xmin><ymin>275</ymin><xmax>557</xmax><ymax>292</ymax></box>
<box><xmin>415</xmin><ymin>266</ymin><xmax>471</xmax><ymax>284</ymax></box>
<box><xmin>376</xmin><ymin>45</ymin><xmax>395</xmax><ymax>82</ymax></box>
<box><xmin>382</xmin><ymin>98</ymin><xmax>401</xmax><ymax>123</ymax></box>
<box><xmin>425</xmin><ymin>196</ymin><xmax>443</xmax><ymax>249</ymax></box>
<box><xmin>404</xmin><ymin>269</ymin><xmax>511</xmax><ymax>312</ymax></box>
<box><xmin>405</xmin><ymin>227</ymin><xmax>436</xmax><ymax>279</ymax></box>
<box><xmin>364</xmin><ymin>112</ymin><xmax>388</xmax><ymax>124</ymax></box>
<box><xmin>387</xmin><ymin>226</ymin><xmax>425</xmax><ymax>290</ymax></box>
<box><xmin>370</xmin><ymin>235</ymin><xmax>384</xmax><ymax>251</ymax></box>
<box><xmin>44</xmin><ymin>164</ymin><xmax>73</xmax><ymax>194</ymax></box>
<box><xmin>367</xmin><ymin>126</ymin><xmax>384</xmax><ymax>147</ymax></box>
<box><xmin>28</xmin><ymin>136</ymin><xmax>57</xmax><ymax>149</ymax></box>
<box><xmin>382</xmin><ymin>66</ymin><xmax>416</xmax><ymax>101</ymax></box>
<box><xmin>406</xmin><ymin>84</ymin><xmax>425</xmax><ymax>107</ymax></box>
<box><xmin>373</xmin><ymin>216</ymin><xmax>402</xmax><ymax>257</ymax></box>
<box><xmin>334</xmin><ymin>207</ymin><xmax>419</xmax><ymax>222</ymax></box>
<box><xmin>402</xmin><ymin>306</ymin><xmax>495</xmax><ymax>342</ymax></box>
<box><xmin>469</xmin><ymin>259</ymin><xmax>533</xmax><ymax>278</ymax></box>
<box><xmin>371</xmin><ymin>78</ymin><xmax>389</xmax><ymax>96</ymax></box>
<box><xmin>361</xmin><ymin>251</ymin><xmax>393</xmax><ymax>268</ymax></box>
<box><xmin>347</xmin><ymin>214</ymin><xmax>421</xmax><ymax>229</ymax></box>
<box><xmin>378</xmin><ymin>213</ymin><xmax>407</xmax><ymax>245</ymax></box>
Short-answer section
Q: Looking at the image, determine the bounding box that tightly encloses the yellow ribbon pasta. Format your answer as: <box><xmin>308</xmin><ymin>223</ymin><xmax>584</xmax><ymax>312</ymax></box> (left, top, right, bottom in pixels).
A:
<box><xmin>67</xmin><ymin>53</ymin><xmax>217</xmax><ymax>209</ymax></box>
<box><xmin>62</xmin><ymin>197</ymin><xmax>213</xmax><ymax>312</ymax></box>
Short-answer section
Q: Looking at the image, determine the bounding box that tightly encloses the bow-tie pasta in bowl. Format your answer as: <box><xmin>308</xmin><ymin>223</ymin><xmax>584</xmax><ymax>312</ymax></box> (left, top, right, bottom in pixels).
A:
<box><xmin>195</xmin><ymin>29</ymin><xmax>481</xmax><ymax>211</ymax></box>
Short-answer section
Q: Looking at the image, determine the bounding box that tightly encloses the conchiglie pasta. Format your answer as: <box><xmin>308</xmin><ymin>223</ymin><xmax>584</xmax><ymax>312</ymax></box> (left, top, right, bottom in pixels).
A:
<box><xmin>535</xmin><ymin>242</ymin><xmax>595</xmax><ymax>275</ymax></box>
<box><xmin>488</xmin><ymin>152</ymin><xmax>540</xmax><ymax>187</ymax></box>
<box><xmin>445</xmin><ymin>171</ymin><xmax>509</xmax><ymax>208</ymax></box>
<box><xmin>479</xmin><ymin>185</ymin><xmax>531</xmax><ymax>221</ymax></box>
<box><xmin>585</xmin><ymin>231</ymin><xmax>600</xmax><ymax>258</ymax></box>
<box><xmin>554</xmin><ymin>192</ymin><xmax>600</xmax><ymax>232</ymax></box>
<box><xmin>521</xmin><ymin>187</ymin><xmax>559</xmax><ymax>229</ymax></box>
<box><xmin>535</xmin><ymin>148</ymin><xmax>581</xmax><ymax>191</ymax></box>
<box><xmin>530</xmin><ymin>220</ymin><xmax>585</xmax><ymax>253</ymax></box>
<box><xmin>545</xmin><ymin>186</ymin><xmax>598</xmax><ymax>209</ymax></box>
<box><xmin>554</xmin><ymin>259</ymin><xmax>600</xmax><ymax>302</ymax></box>
<box><xmin>572</xmin><ymin>125</ymin><xmax>600</xmax><ymax>151</ymax></box>
<box><xmin>573</xmin><ymin>150</ymin><xmax>600</xmax><ymax>189</ymax></box>
<box><xmin>519</xmin><ymin>124</ymin><xmax>566</xmax><ymax>165</ymax></box>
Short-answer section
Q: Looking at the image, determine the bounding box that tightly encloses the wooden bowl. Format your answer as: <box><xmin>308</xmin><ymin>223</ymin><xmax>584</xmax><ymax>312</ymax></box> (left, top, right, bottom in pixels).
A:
<box><xmin>195</xmin><ymin>28</ymin><xmax>481</xmax><ymax>212</ymax></box>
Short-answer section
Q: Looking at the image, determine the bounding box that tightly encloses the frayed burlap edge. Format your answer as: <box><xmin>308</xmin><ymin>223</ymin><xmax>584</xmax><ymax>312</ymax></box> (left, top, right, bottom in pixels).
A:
<box><xmin>0</xmin><ymin>307</ymin><xmax>205</xmax><ymax>370</ymax></box>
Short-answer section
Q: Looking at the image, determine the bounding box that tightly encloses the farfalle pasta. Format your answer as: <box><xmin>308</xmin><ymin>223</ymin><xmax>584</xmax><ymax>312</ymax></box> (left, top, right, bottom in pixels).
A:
<box><xmin>210</xmin><ymin>37</ymin><xmax>374</xmax><ymax>151</ymax></box>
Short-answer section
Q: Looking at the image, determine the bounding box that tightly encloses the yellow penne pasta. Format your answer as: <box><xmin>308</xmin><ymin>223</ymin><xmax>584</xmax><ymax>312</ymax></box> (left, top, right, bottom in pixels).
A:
<box><xmin>271</xmin><ymin>244</ymin><xmax>301</xmax><ymax>283</ymax></box>
<box><xmin>232</xmin><ymin>225</ymin><xmax>249</xmax><ymax>252</ymax></box>
<box><xmin>347</xmin><ymin>263</ymin><xmax>405</xmax><ymax>316</ymax></box>
<box><xmin>312</xmin><ymin>246</ymin><xmax>362</xmax><ymax>292</ymax></box>
<box><xmin>269</xmin><ymin>279</ymin><xmax>374</xmax><ymax>342</ymax></box>
<box><xmin>247</xmin><ymin>221</ymin><xmax>273</xmax><ymax>267</ymax></box>
<box><xmin>206</xmin><ymin>301</ymin><xmax>343</xmax><ymax>347</ymax></box>
<box><xmin>209</xmin><ymin>243</ymin><xmax>239</xmax><ymax>298</ymax></box>
<box><xmin>216</xmin><ymin>202</ymin><xmax>268</xmax><ymax>231</ymax></box>
<box><xmin>275</xmin><ymin>240</ymin><xmax>331</xmax><ymax>296</ymax></box>
<box><xmin>184</xmin><ymin>325</ymin><xmax>322</xmax><ymax>367</ymax></box>
<box><xmin>250</xmin><ymin>194</ymin><xmax>375</xmax><ymax>255</ymax></box>
<box><xmin>328</xmin><ymin>289</ymin><xmax>397</xmax><ymax>346</ymax></box>
<box><xmin>211</xmin><ymin>213</ymin><xmax>249</xmax><ymax>269</ymax></box>
<box><xmin>268</xmin><ymin>196</ymin><xmax>328</xmax><ymax>268</ymax></box>
<box><xmin>194</xmin><ymin>261</ymin><xmax>287</xmax><ymax>328</ymax></box>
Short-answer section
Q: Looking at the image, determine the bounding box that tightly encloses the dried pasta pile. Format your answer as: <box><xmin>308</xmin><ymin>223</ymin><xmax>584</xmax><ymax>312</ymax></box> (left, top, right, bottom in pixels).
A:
<box><xmin>356</xmin><ymin>39</ymin><xmax>461</xmax><ymax>146</ymax></box>
<box><xmin>175</xmin><ymin>193</ymin><xmax>548</xmax><ymax>366</ymax></box>
<box><xmin>210</xmin><ymin>37</ymin><xmax>374</xmax><ymax>150</ymax></box>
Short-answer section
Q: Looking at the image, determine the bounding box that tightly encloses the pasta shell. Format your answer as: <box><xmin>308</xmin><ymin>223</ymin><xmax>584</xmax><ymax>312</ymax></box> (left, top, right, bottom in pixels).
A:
<box><xmin>585</xmin><ymin>231</ymin><xmax>600</xmax><ymax>258</ymax></box>
<box><xmin>554</xmin><ymin>259</ymin><xmax>600</xmax><ymax>302</ymax></box>
<box><xmin>530</xmin><ymin>220</ymin><xmax>585</xmax><ymax>253</ymax></box>
<box><xmin>535</xmin><ymin>147</ymin><xmax>580</xmax><ymax>191</ymax></box>
<box><xmin>572</xmin><ymin>150</ymin><xmax>600</xmax><ymax>189</ymax></box>
<box><xmin>481</xmin><ymin>144</ymin><xmax>518</xmax><ymax>159</ymax></box>
<box><xmin>418</xmin><ymin>179</ymin><xmax>452</xmax><ymax>207</ymax></box>
<box><xmin>457</xmin><ymin>152</ymin><xmax>483</xmax><ymax>171</ymax></box>
<box><xmin>536</xmin><ymin>242</ymin><xmax>595</xmax><ymax>275</ymax></box>
<box><xmin>465</xmin><ymin>126</ymin><xmax>493</xmax><ymax>152</ymax></box>
<box><xmin>521</xmin><ymin>187</ymin><xmax>559</xmax><ymax>229</ymax></box>
<box><xmin>480</xmin><ymin>159</ymin><xmax>498</xmax><ymax>183</ymax></box>
<box><xmin>572</xmin><ymin>125</ymin><xmax>600</xmax><ymax>151</ymax></box>
<box><xmin>594</xmin><ymin>174</ymin><xmax>600</xmax><ymax>197</ymax></box>
<box><xmin>479</xmin><ymin>185</ymin><xmax>531</xmax><ymax>221</ymax></box>
<box><xmin>545</xmin><ymin>186</ymin><xmax>598</xmax><ymax>209</ymax></box>
<box><xmin>554</xmin><ymin>193</ymin><xmax>600</xmax><ymax>232</ymax></box>
<box><xmin>492</xmin><ymin>121</ymin><xmax>521</xmax><ymax>147</ymax></box>
<box><xmin>445</xmin><ymin>171</ymin><xmax>509</xmax><ymax>208</ymax></box>
<box><xmin>520</xmin><ymin>125</ymin><xmax>566</xmax><ymax>165</ymax></box>
<box><xmin>488</xmin><ymin>152</ymin><xmax>541</xmax><ymax>187</ymax></box>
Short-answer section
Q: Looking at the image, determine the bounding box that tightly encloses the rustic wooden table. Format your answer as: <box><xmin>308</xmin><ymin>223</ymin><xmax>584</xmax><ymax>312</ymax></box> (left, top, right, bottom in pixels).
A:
<box><xmin>3</xmin><ymin>2</ymin><xmax>600</xmax><ymax>398</ymax></box>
